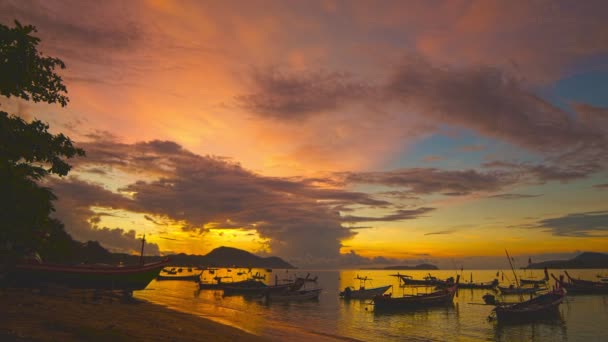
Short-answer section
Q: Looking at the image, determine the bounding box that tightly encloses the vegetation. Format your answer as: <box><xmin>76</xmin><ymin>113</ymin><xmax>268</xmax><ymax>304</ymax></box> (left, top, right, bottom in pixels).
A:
<box><xmin>0</xmin><ymin>20</ymin><xmax>84</xmax><ymax>265</ymax></box>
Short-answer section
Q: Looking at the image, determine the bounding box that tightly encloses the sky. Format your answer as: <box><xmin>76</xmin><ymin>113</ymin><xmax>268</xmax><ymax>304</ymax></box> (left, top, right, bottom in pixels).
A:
<box><xmin>2</xmin><ymin>0</ymin><xmax>608</xmax><ymax>269</ymax></box>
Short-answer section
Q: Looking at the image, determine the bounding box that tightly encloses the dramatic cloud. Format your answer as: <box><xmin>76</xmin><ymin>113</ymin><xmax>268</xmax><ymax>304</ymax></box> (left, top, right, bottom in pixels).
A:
<box><xmin>50</xmin><ymin>138</ymin><xmax>438</xmax><ymax>263</ymax></box>
<box><xmin>343</xmin><ymin>168</ymin><xmax>513</xmax><ymax>196</ymax></box>
<box><xmin>523</xmin><ymin>211</ymin><xmax>608</xmax><ymax>237</ymax></box>
<box><xmin>342</xmin><ymin>207</ymin><xmax>435</xmax><ymax>223</ymax></box>
<box><xmin>237</xmin><ymin>68</ymin><xmax>373</xmax><ymax>120</ymax></box>
<box><xmin>48</xmin><ymin>178</ymin><xmax>160</xmax><ymax>255</ymax></box>
<box><xmin>483</xmin><ymin>160</ymin><xmax>602</xmax><ymax>183</ymax></box>
<box><xmin>386</xmin><ymin>56</ymin><xmax>606</xmax><ymax>154</ymax></box>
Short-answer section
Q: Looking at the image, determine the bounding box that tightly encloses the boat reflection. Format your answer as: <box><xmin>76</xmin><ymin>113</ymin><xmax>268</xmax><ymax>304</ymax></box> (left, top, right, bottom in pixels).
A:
<box><xmin>493</xmin><ymin>314</ymin><xmax>567</xmax><ymax>342</ymax></box>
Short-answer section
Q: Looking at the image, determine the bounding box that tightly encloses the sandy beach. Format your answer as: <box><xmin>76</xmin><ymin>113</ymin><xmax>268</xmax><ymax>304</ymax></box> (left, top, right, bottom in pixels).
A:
<box><xmin>0</xmin><ymin>289</ymin><xmax>269</xmax><ymax>341</ymax></box>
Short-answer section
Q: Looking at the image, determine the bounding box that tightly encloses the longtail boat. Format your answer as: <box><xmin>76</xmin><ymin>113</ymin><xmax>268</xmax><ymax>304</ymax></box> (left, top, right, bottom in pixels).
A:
<box><xmin>8</xmin><ymin>259</ymin><xmax>169</xmax><ymax>292</ymax></box>
<box><xmin>552</xmin><ymin>272</ymin><xmax>608</xmax><ymax>294</ymax></box>
<box><xmin>491</xmin><ymin>287</ymin><xmax>565</xmax><ymax>322</ymax></box>
<box><xmin>156</xmin><ymin>271</ymin><xmax>202</xmax><ymax>282</ymax></box>
<box><xmin>7</xmin><ymin>234</ymin><xmax>168</xmax><ymax>294</ymax></box>
<box><xmin>459</xmin><ymin>279</ymin><xmax>499</xmax><ymax>289</ymax></box>
<box><xmin>372</xmin><ymin>282</ymin><xmax>458</xmax><ymax>311</ymax></box>
<box><xmin>392</xmin><ymin>273</ymin><xmax>455</xmax><ymax>288</ymax></box>
<box><xmin>520</xmin><ymin>268</ymin><xmax>549</xmax><ymax>286</ymax></box>
<box><xmin>340</xmin><ymin>275</ymin><xmax>392</xmax><ymax>299</ymax></box>
<box><xmin>222</xmin><ymin>277</ymin><xmax>305</xmax><ymax>296</ymax></box>
<box><xmin>497</xmin><ymin>284</ymin><xmax>546</xmax><ymax>295</ymax></box>
<box><xmin>199</xmin><ymin>275</ymin><xmax>233</xmax><ymax>289</ymax></box>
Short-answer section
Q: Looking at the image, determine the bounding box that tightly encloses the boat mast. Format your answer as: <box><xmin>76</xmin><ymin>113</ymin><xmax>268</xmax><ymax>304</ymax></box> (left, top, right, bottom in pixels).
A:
<box><xmin>505</xmin><ymin>249</ymin><xmax>523</xmax><ymax>301</ymax></box>
<box><xmin>139</xmin><ymin>234</ymin><xmax>146</xmax><ymax>265</ymax></box>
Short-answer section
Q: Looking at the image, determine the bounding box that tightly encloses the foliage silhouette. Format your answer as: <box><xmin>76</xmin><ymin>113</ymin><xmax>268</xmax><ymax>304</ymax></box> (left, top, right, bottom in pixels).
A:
<box><xmin>1</xmin><ymin>20</ymin><xmax>84</xmax><ymax>264</ymax></box>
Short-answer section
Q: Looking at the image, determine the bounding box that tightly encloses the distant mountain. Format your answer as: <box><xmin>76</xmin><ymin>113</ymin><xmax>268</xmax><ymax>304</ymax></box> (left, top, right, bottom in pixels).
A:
<box><xmin>365</xmin><ymin>263</ymin><xmax>439</xmax><ymax>270</ymax></box>
<box><xmin>162</xmin><ymin>246</ymin><xmax>296</xmax><ymax>269</ymax></box>
<box><xmin>526</xmin><ymin>252</ymin><xmax>608</xmax><ymax>269</ymax></box>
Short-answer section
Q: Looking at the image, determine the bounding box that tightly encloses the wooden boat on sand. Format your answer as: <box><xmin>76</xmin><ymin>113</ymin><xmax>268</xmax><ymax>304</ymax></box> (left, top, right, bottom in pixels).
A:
<box><xmin>7</xmin><ymin>236</ymin><xmax>168</xmax><ymax>295</ymax></box>
<box><xmin>8</xmin><ymin>259</ymin><xmax>169</xmax><ymax>293</ymax></box>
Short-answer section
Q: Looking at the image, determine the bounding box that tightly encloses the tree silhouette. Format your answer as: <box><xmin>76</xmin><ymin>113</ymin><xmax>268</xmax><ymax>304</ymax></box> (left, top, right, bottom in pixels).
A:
<box><xmin>1</xmin><ymin>20</ymin><xmax>84</xmax><ymax>264</ymax></box>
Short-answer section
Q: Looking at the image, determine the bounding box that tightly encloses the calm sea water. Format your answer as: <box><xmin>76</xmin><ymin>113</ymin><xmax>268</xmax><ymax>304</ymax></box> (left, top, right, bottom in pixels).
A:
<box><xmin>135</xmin><ymin>269</ymin><xmax>608</xmax><ymax>341</ymax></box>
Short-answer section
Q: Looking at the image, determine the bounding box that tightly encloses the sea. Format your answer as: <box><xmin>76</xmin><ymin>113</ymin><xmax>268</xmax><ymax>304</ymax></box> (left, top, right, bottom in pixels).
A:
<box><xmin>135</xmin><ymin>269</ymin><xmax>608</xmax><ymax>341</ymax></box>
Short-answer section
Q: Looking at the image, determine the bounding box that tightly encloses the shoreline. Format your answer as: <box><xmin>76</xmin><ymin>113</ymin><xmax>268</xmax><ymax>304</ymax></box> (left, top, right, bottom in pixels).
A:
<box><xmin>0</xmin><ymin>288</ymin><xmax>269</xmax><ymax>341</ymax></box>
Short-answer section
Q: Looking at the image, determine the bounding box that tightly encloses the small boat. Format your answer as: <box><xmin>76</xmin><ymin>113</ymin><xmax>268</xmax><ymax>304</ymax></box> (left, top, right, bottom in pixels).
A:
<box><xmin>392</xmin><ymin>273</ymin><xmax>455</xmax><ymax>287</ymax></box>
<box><xmin>491</xmin><ymin>287</ymin><xmax>565</xmax><ymax>322</ymax></box>
<box><xmin>250</xmin><ymin>271</ymin><xmax>266</xmax><ymax>281</ymax></box>
<box><xmin>497</xmin><ymin>284</ymin><xmax>546</xmax><ymax>295</ymax></box>
<box><xmin>519</xmin><ymin>268</ymin><xmax>549</xmax><ymax>286</ymax></box>
<box><xmin>373</xmin><ymin>282</ymin><xmax>458</xmax><ymax>311</ymax></box>
<box><xmin>198</xmin><ymin>275</ymin><xmax>232</xmax><ymax>289</ymax></box>
<box><xmin>551</xmin><ymin>272</ymin><xmax>608</xmax><ymax>294</ymax></box>
<box><xmin>156</xmin><ymin>271</ymin><xmax>202</xmax><ymax>282</ymax></box>
<box><xmin>265</xmin><ymin>288</ymin><xmax>322</xmax><ymax>301</ymax></box>
<box><xmin>340</xmin><ymin>275</ymin><xmax>392</xmax><ymax>299</ymax></box>
<box><xmin>222</xmin><ymin>277</ymin><xmax>306</xmax><ymax>296</ymax></box>
<box><xmin>458</xmin><ymin>273</ymin><xmax>498</xmax><ymax>289</ymax></box>
<box><xmin>459</xmin><ymin>279</ymin><xmax>499</xmax><ymax>289</ymax></box>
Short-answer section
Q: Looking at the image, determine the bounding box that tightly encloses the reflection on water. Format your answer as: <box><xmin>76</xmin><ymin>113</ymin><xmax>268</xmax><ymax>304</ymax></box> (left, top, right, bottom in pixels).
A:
<box><xmin>494</xmin><ymin>317</ymin><xmax>567</xmax><ymax>342</ymax></box>
<box><xmin>136</xmin><ymin>269</ymin><xmax>608</xmax><ymax>341</ymax></box>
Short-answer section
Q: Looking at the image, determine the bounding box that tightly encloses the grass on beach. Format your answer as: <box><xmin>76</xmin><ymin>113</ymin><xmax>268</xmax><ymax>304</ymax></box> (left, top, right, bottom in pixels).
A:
<box><xmin>0</xmin><ymin>289</ymin><xmax>268</xmax><ymax>342</ymax></box>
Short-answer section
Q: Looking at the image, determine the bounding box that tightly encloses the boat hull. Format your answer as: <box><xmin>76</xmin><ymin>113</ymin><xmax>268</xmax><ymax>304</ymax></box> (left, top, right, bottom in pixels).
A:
<box><xmin>459</xmin><ymin>280</ymin><xmax>498</xmax><ymax>289</ymax></box>
<box><xmin>8</xmin><ymin>260</ymin><xmax>169</xmax><ymax>291</ymax></box>
<box><xmin>340</xmin><ymin>285</ymin><xmax>392</xmax><ymax>299</ymax></box>
<box><xmin>373</xmin><ymin>285</ymin><xmax>457</xmax><ymax>311</ymax></box>
<box><xmin>494</xmin><ymin>290</ymin><xmax>564</xmax><ymax>322</ymax></box>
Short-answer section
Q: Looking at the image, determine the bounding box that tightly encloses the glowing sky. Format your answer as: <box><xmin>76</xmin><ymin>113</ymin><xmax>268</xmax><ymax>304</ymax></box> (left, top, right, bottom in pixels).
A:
<box><xmin>2</xmin><ymin>0</ymin><xmax>608</xmax><ymax>268</ymax></box>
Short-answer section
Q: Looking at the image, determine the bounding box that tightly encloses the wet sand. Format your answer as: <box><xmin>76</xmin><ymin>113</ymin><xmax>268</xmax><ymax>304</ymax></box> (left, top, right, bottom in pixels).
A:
<box><xmin>0</xmin><ymin>289</ymin><xmax>269</xmax><ymax>341</ymax></box>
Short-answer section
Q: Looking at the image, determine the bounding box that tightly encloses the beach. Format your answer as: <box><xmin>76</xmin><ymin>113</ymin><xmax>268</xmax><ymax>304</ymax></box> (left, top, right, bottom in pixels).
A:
<box><xmin>0</xmin><ymin>289</ymin><xmax>268</xmax><ymax>341</ymax></box>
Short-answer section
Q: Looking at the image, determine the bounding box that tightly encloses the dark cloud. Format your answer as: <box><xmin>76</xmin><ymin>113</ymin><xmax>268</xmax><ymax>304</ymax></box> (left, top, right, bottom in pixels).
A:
<box><xmin>236</xmin><ymin>57</ymin><xmax>608</xmax><ymax>184</ymax></box>
<box><xmin>343</xmin><ymin>168</ymin><xmax>513</xmax><ymax>196</ymax></box>
<box><xmin>386</xmin><ymin>56</ymin><xmax>606</xmax><ymax>154</ymax></box>
<box><xmin>483</xmin><ymin>160</ymin><xmax>601</xmax><ymax>183</ymax></box>
<box><xmin>594</xmin><ymin>183</ymin><xmax>608</xmax><ymax>189</ymax></box>
<box><xmin>522</xmin><ymin>210</ymin><xmax>608</xmax><ymax>237</ymax></box>
<box><xmin>486</xmin><ymin>193</ymin><xmax>542</xmax><ymax>200</ymax></box>
<box><xmin>377</xmin><ymin>191</ymin><xmax>420</xmax><ymax>201</ymax></box>
<box><xmin>47</xmin><ymin>177</ymin><xmax>160</xmax><ymax>254</ymax></box>
<box><xmin>342</xmin><ymin>207</ymin><xmax>435</xmax><ymax>223</ymax></box>
<box><xmin>237</xmin><ymin>68</ymin><xmax>373</xmax><ymax>120</ymax></box>
<box><xmin>0</xmin><ymin>0</ymin><xmax>143</xmax><ymax>62</ymax></box>
<box><xmin>50</xmin><ymin>139</ymin><xmax>436</xmax><ymax>264</ymax></box>
<box><xmin>144</xmin><ymin>215</ymin><xmax>167</xmax><ymax>226</ymax></box>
